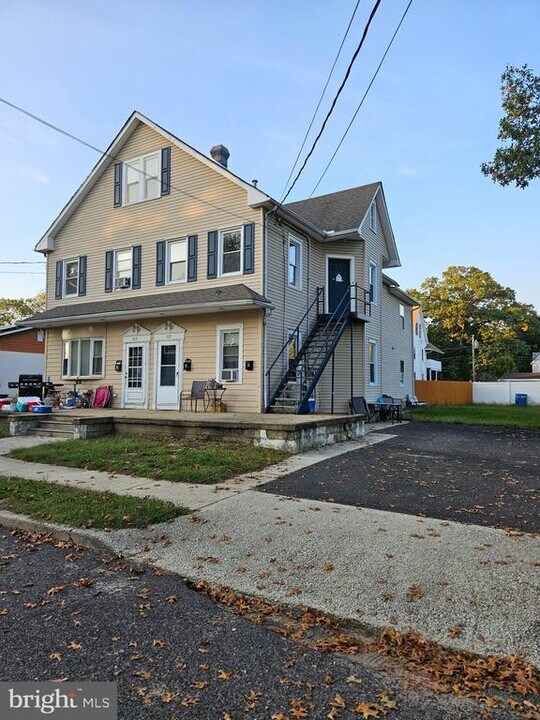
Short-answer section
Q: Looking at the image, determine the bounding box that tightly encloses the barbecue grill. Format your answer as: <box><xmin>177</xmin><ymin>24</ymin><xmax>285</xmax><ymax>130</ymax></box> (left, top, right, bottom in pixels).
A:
<box><xmin>8</xmin><ymin>374</ymin><xmax>54</xmax><ymax>400</ymax></box>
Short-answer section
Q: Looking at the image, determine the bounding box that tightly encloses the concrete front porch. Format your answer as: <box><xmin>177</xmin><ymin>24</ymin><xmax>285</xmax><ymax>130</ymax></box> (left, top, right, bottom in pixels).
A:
<box><xmin>9</xmin><ymin>409</ymin><xmax>366</xmax><ymax>453</ymax></box>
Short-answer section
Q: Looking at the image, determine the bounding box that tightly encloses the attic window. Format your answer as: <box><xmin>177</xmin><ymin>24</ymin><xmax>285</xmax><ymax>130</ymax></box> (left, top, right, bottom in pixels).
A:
<box><xmin>369</xmin><ymin>202</ymin><xmax>377</xmax><ymax>232</ymax></box>
<box><xmin>124</xmin><ymin>152</ymin><xmax>161</xmax><ymax>205</ymax></box>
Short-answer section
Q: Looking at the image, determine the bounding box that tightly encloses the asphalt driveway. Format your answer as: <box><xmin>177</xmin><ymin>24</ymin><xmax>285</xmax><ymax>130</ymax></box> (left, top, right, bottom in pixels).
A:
<box><xmin>260</xmin><ymin>423</ymin><xmax>540</xmax><ymax>533</ymax></box>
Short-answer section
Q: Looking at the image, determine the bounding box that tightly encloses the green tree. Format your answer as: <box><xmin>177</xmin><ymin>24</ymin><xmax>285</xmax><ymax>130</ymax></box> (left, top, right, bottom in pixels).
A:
<box><xmin>481</xmin><ymin>64</ymin><xmax>540</xmax><ymax>188</ymax></box>
<box><xmin>0</xmin><ymin>291</ymin><xmax>45</xmax><ymax>326</ymax></box>
<box><xmin>409</xmin><ymin>266</ymin><xmax>540</xmax><ymax>380</ymax></box>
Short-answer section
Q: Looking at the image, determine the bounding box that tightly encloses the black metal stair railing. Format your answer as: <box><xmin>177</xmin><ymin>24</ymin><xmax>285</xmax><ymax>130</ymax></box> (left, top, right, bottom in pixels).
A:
<box><xmin>265</xmin><ymin>283</ymin><xmax>372</xmax><ymax>413</ymax></box>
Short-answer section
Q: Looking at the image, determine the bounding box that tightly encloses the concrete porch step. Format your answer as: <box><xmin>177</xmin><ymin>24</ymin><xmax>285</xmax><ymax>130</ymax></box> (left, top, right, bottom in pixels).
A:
<box><xmin>27</xmin><ymin>427</ymin><xmax>74</xmax><ymax>438</ymax></box>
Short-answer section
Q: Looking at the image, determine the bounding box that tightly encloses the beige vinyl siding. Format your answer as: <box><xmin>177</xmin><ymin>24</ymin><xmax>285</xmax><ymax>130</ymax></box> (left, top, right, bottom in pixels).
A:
<box><xmin>46</xmin><ymin>309</ymin><xmax>263</xmax><ymax>413</ymax></box>
<box><xmin>381</xmin><ymin>287</ymin><xmax>413</xmax><ymax>399</ymax></box>
<box><xmin>264</xmin><ymin>215</ymin><xmax>315</xmax><ymax>402</ymax></box>
<box><xmin>360</xmin><ymin>203</ymin><xmax>386</xmax><ymax>401</ymax></box>
<box><xmin>317</xmin><ymin>323</ymin><xmax>365</xmax><ymax>413</ymax></box>
<box><xmin>46</xmin><ymin>120</ymin><xmax>263</xmax><ymax>310</ymax></box>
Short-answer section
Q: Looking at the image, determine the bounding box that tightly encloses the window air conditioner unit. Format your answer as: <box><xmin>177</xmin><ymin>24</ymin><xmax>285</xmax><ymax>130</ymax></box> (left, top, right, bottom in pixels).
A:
<box><xmin>115</xmin><ymin>276</ymin><xmax>131</xmax><ymax>289</ymax></box>
<box><xmin>221</xmin><ymin>369</ymin><xmax>238</xmax><ymax>381</ymax></box>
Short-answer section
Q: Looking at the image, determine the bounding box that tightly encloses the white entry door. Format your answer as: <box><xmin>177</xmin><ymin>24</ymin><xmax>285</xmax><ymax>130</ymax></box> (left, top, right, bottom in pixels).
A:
<box><xmin>124</xmin><ymin>342</ymin><xmax>147</xmax><ymax>408</ymax></box>
<box><xmin>155</xmin><ymin>340</ymin><xmax>181</xmax><ymax>409</ymax></box>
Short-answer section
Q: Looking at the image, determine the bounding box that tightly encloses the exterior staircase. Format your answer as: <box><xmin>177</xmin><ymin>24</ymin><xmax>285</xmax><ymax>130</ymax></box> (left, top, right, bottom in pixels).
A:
<box><xmin>26</xmin><ymin>416</ymin><xmax>75</xmax><ymax>438</ymax></box>
<box><xmin>266</xmin><ymin>284</ymin><xmax>371</xmax><ymax>414</ymax></box>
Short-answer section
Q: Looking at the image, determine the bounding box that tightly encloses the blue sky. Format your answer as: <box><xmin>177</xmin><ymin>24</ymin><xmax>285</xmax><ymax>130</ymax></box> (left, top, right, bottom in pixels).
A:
<box><xmin>0</xmin><ymin>0</ymin><xmax>539</xmax><ymax>310</ymax></box>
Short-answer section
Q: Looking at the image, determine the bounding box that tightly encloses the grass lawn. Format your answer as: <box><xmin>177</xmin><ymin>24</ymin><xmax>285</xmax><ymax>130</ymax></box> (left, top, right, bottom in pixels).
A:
<box><xmin>411</xmin><ymin>404</ymin><xmax>540</xmax><ymax>430</ymax></box>
<box><xmin>0</xmin><ymin>476</ymin><xmax>187</xmax><ymax>529</ymax></box>
<box><xmin>0</xmin><ymin>417</ymin><xmax>9</xmax><ymax>439</ymax></box>
<box><xmin>10</xmin><ymin>435</ymin><xmax>288</xmax><ymax>484</ymax></box>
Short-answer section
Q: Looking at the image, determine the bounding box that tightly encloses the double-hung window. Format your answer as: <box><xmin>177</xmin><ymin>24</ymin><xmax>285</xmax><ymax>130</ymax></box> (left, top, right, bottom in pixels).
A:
<box><xmin>400</xmin><ymin>360</ymin><xmax>405</xmax><ymax>386</ymax></box>
<box><xmin>124</xmin><ymin>152</ymin><xmax>160</xmax><ymax>205</ymax></box>
<box><xmin>217</xmin><ymin>325</ymin><xmax>242</xmax><ymax>383</ymax></box>
<box><xmin>115</xmin><ymin>248</ymin><xmax>132</xmax><ymax>288</ymax></box>
<box><xmin>62</xmin><ymin>338</ymin><xmax>104</xmax><ymax>378</ymax></box>
<box><xmin>63</xmin><ymin>258</ymin><xmax>80</xmax><ymax>297</ymax></box>
<box><xmin>288</xmin><ymin>236</ymin><xmax>302</xmax><ymax>289</ymax></box>
<box><xmin>167</xmin><ymin>238</ymin><xmax>187</xmax><ymax>283</ymax></box>
<box><xmin>220</xmin><ymin>228</ymin><xmax>242</xmax><ymax>275</ymax></box>
<box><xmin>368</xmin><ymin>340</ymin><xmax>378</xmax><ymax>385</ymax></box>
<box><xmin>368</xmin><ymin>262</ymin><xmax>377</xmax><ymax>304</ymax></box>
<box><xmin>399</xmin><ymin>303</ymin><xmax>405</xmax><ymax>329</ymax></box>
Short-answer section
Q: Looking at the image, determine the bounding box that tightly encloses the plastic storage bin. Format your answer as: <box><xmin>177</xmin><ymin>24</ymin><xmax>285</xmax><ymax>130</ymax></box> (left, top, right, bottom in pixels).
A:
<box><xmin>515</xmin><ymin>393</ymin><xmax>528</xmax><ymax>406</ymax></box>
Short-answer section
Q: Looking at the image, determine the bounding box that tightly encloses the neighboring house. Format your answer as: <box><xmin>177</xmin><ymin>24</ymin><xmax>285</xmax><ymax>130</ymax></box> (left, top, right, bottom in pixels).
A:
<box><xmin>21</xmin><ymin>111</ymin><xmax>414</xmax><ymax>414</ymax></box>
<box><xmin>532</xmin><ymin>353</ymin><xmax>540</xmax><ymax>373</ymax></box>
<box><xmin>0</xmin><ymin>325</ymin><xmax>45</xmax><ymax>395</ymax></box>
<box><xmin>412</xmin><ymin>306</ymin><xmax>443</xmax><ymax>381</ymax></box>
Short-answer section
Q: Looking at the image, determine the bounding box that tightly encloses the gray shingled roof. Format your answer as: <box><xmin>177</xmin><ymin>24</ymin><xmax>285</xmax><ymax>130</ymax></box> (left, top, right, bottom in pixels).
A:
<box><xmin>21</xmin><ymin>284</ymin><xmax>270</xmax><ymax>325</ymax></box>
<box><xmin>284</xmin><ymin>182</ymin><xmax>381</xmax><ymax>232</ymax></box>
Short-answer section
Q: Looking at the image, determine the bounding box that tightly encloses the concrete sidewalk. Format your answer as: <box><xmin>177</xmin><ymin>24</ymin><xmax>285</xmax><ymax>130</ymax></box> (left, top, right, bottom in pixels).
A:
<box><xmin>1</xmin><ymin>431</ymin><xmax>539</xmax><ymax>668</ymax></box>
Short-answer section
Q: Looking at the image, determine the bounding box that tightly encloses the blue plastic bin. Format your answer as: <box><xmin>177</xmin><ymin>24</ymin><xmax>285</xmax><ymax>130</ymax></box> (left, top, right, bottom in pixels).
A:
<box><xmin>515</xmin><ymin>393</ymin><xmax>528</xmax><ymax>406</ymax></box>
<box><xmin>307</xmin><ymin>397</ymin><xmax>316</xmax><ymax>413</ymax></box>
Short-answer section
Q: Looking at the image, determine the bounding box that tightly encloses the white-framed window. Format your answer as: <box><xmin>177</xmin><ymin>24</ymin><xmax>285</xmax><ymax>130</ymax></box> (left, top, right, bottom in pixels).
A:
<box><xmin>288</xmin><ymin>236</ymin><xmax>302</xmax><ymax>290</ymax></box>
<box><xmin>368</xmin><ymin>340</ymin><xmax>378</xmax><ymax>385</ymax></box>
<box><xmin>114</xmin><ymin>248</ymin><xmax>132</xmax><ymax>289</ymax></box>
<box><xmin>421</xmin><ymin>349</ymin><xmax>424</xmax><ymax>361</ymax></box>
<box><xmin>167</xmin><ymin>238</ymin><xmax>187</xmax><ymax>284</ymax></box>
<box><xmin>399</xmin><ymin>303</ymin><xmax>405</xmax><ymax>330</ymax></box>
<box><xmin>415</xmin><ymin>322</ymin><xmax>418</xmax><ymax>336</ymax></box>
<box><xmin>62</xmin><ymin>338</ymin><xmax>104</xmax><ymax>378</ymax></box>
<box><xmin>217</xmin><ymin>324</ymin><xmax>243</xmax><ymax>383</ymax></box>
<box><xmin>400</xmin><ymin>359</ymin><xmax>405</xmax><ymax>386</ymax></box>
<box><xmin>124</xmin><ymin>152</ymin><xmax>160</xmax><ymax>205</ymax></box>
<box><xmin>368</xmin><ymin>262</ymin><xmax>377</xmax><ymax>304</ymax></box>
<box><xmin>369</xmin><ymin>202</ymin><xmax>377</xmax><ymax>232</ymax></box>
<box><xmin>219</xmin><ymin>227</ymin><xmax>243</xmax><ymax>275</ymax></box>
<box><xmin>63</xmin><ymin>258</ymin><xmax>80</xmax><ymax>297</ymax></box>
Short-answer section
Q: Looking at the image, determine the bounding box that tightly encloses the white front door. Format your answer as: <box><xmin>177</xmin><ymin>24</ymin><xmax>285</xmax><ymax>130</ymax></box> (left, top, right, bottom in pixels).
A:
<box><xmin>124</xmin><ymin>342</ymin><xmax>147</xmax><ymax>407</ymax></box>
<box><xmin>155</xmin><ymin>340</ymin><xmax>181</xmax><ymax>409</ymax></box>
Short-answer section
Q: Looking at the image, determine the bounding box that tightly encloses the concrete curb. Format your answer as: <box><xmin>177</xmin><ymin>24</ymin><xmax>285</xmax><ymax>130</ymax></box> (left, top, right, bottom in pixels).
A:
<box><xmin>0</xmin><ymin>510</ymin><xmax>120</xmax><ymax>556</ymax></box>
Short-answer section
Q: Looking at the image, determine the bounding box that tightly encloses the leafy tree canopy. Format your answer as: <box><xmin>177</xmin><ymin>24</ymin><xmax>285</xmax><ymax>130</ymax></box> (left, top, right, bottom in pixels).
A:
<box><xmin>409</xmin><ymin>266</ymin><xmax>540</xmax><ymax>380</ymax></box>
<box><xmin>0</xmin><ymin>291</ymin><xmax>45</xmax><ymax>327</ymax></box>
<box><xmin>481</xmin><ymin>64</ymin><xmax>540</xmax><ymax>188</ymax></box>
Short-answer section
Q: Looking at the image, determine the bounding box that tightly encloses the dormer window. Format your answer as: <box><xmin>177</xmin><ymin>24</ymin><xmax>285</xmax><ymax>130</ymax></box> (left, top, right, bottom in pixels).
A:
<box><xmin>124</xmin><ymin>152</ymin><xmax>161</xmax><ymax>205</ymax></box>
<box><xmin>369</xmin><ymin>202</ymin><xmax>377</xmax><ymax>232</ymax></box>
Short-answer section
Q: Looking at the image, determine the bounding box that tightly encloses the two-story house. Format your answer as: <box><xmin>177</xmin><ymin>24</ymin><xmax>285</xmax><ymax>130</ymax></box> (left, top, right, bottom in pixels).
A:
<box><xmin>412</xmin><ymin>306</ymin><xmax>443</xmax><ymax>381</ymax></box>
<box><xmin>22</xmin><ymin>111</ymin><xmax>414</xmax><ymax>414</ymax></box>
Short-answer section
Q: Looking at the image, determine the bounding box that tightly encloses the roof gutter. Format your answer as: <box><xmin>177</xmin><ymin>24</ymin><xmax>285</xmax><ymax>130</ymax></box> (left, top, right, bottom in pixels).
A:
<box><xmin>19</xmin><ymin>298</ymin><xmax>273</xmax><ymax>329</ymax></box>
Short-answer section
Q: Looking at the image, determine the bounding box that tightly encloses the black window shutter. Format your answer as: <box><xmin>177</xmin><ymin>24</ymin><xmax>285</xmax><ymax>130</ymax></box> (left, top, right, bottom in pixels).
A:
<box><xmin>55</xmin><ymin>261</ymin><xmax>63</xmax><ymax>299</ymax></box>
<box><xmin>243</xmin><ymin>223</ymin><xmax>255</xmax><ymax>274</ymax></box>
<box><xmin>78</xmin><ymin>255</ymin><xmax>87</xmax><ymax>296</ymax></box>
<box><xmin>132</xmin><ymin>245</ymin><xmax>142</xmax><ymax>289</ymax></box>
<box><xmin>105</xmin><ymin>250</ymin><xmax>114</xmax><ymax>293</ymax></box>
<box><xmin>113</xmin><ymin>163</ymin><xmax>123</xmax><ymax>207</ymax></box>
<box><xmin>161</xmin><ymin>147</ymin><xmax>171</xmax><ymax>196</ymax></box>
<box><xmin>156</xmin><ymin>241</ymin><xmax>166</xmax><ymax>286</ymax></box>
<box><xmin>207</xmin><ymin>231</ymin><xmax>218</xmax><ymax>279</ymax></box>
<box><xmin>187</xmin><ymin>235</ymin><xmax>198</xmax><ymax>282</ymax></box>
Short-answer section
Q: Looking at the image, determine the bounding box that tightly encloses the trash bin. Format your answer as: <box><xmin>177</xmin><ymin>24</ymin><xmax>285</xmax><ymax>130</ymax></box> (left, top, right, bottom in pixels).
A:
<box><xmin>515</xmin><ymin>393</ymin><xmax>528</xmax><ymax>406</ymax></box>
<box><xmin>307</xmin><ymin>397</ymin><xmax>316</xmax><ymax>413</ymax></box>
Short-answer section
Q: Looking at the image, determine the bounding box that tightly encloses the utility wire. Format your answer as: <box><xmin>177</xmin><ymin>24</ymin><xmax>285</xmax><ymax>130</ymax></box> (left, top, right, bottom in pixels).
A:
<box><xmin>0</xmin><ymin>271</ymin><xmax>45</xmax><ymax>274</ymax></box>
<box><xmin>304</xmin><ymin>0</ymin><xmax>414</xmax><ymax>201</ymax></box>
<box><xmin>0</xmin><ymin>97</ymin><xmax>269</xmax><ymax>232</ymax></box>
<box><xmin>0</xmin><ymin>261</ymin><xmax>45</xmax><ymax>265</ymax></box>
<box><xmin>281</xmin><ymin>0</ymin><xmax>382</xmax><ymax>204</ymax></box>
<box><xmin>279</xmin><ymin>0</ymin><xmax>362</xmax><ymax>200</ymax></box>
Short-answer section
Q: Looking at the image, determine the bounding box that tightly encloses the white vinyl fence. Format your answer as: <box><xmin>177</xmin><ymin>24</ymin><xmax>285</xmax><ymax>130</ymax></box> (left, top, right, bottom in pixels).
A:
<box><xmin>473</xmin><ymin>381</ymin><xmax>540</xmax><ymax>405</ymax></box>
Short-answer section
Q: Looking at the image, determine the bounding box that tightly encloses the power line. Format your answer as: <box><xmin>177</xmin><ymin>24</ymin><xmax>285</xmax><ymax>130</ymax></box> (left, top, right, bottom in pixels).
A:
<box><xmin>0</xmin><ymin>97</ymin><xmax>269</xmax><ymax>233</ymax></box>
<box><xmin>0</xmin><ymin>261</ymin><xmax>45</xmax><ymax>265</ymax></box>
<box><xmin>305</xmin><ymin>0</ymin><xmax>414</xmax><ymax>201</ymax></box>
<box><xmin>281</xmin><ymin>0</ymin><xmax>383</xmax><ymax>204</ymax></box>
<box><xmin>0</xmin><ymin>271</ymin><xmax>46</xmax><ymax>275</ymax></box>
<box><xmin>279</xmin><ymin>0</ymin><xmax>362</xmax><ymax>200</ymax></box>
